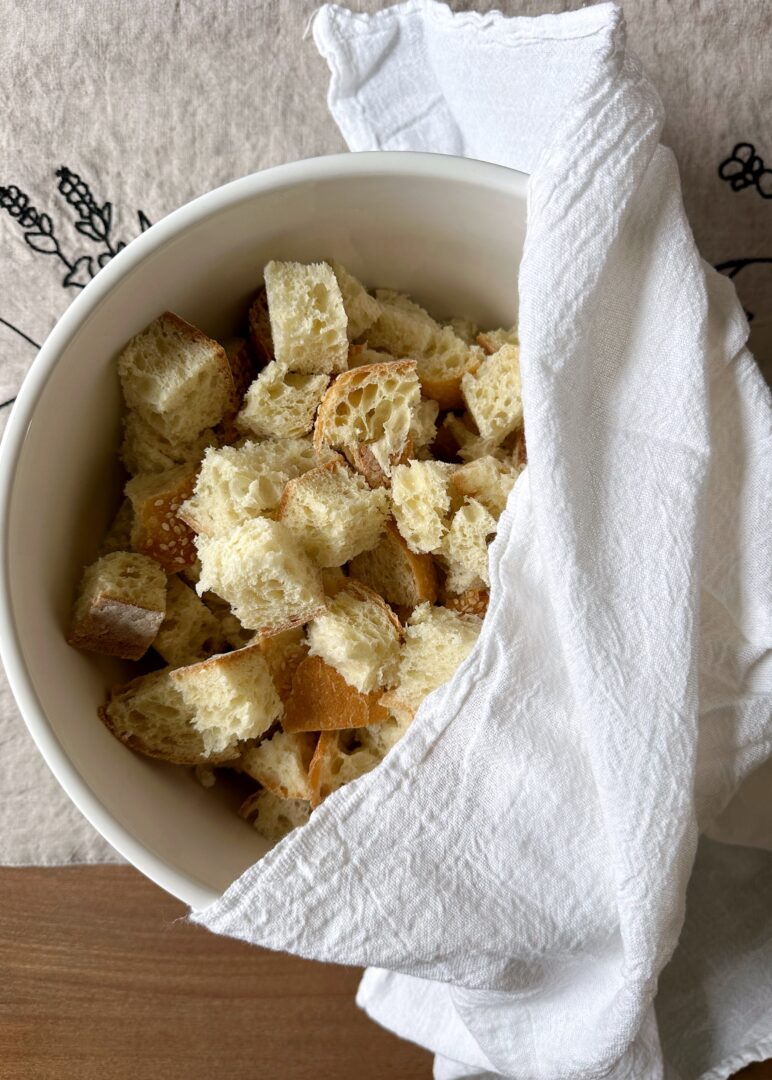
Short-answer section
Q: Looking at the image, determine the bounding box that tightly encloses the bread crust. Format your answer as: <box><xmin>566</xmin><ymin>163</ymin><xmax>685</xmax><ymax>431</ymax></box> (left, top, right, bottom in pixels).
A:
<box><xmin>128</xmin><ymin>466</ymin><xmax>198</xmax><ymax>573</ymax></box>
<box><xmin>248</xmin><ymin>287</ymin><xmax>274</xmax><ymax>366</ymax></box>
<box><xmin>68</xmin><ymin>596</ymin><xmax>164</xmax><ymax>661</ymax></box>
<box><xmin>313</xmin><ymin>360</ymin><xmax>417</xmax><ymax>459</ymax></box>
<box><xmin>348</xmin><ymin>519</ymin><xmax>438</xmax><ymax>607</ymax></box>
<box><xmin>282</xmin><ymin>654</ymin><xmax>389</xmax><ymax>734</ymax></box>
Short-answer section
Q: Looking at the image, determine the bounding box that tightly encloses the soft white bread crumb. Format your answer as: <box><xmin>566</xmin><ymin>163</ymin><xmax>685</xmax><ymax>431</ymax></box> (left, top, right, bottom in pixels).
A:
<box><xmin>306</xmin><ymin>582</ymin><xmax>401</xmax><ymax>694</ymax></box>
<box><xmin>200</xmin><ymin>592</ymin><xmax>255</xmax><ymax>650</ymax></box>
<box><xmin>153</xmin><ymin>575</ymin><xmax>227</xmax><ymax>667</ymax></box>
<box><xmin>440</xmin><ymin>498</ymin><xmax>497</xmax><ymax>593</ymax></box>
<box><xmin>179</xmin><ymin>437</ymin><xmax>320</xmax><ymax>536</ymax></box>
<box><xmin>373</xmin><ymin>289</ymin><xmax>438</xmax><ymax>327</ymax></box>
<box><xmin>125</xmin><ymin>465</ymin><xmax>198</xmax><ymax>573</ymax></box>
<box><xmin>331</xmin><ymin>261</ymin><xmax>380</xmax><ymax>341</ymax></box>
<box><xmin>121</xmin><ymin>410</ymin><xmax>217</xmax><ymax>476</ymax></box>
<box><xmin>440</xmin><ymin>412</ymin><xmax>511</xmax><ymax>463</ymax></box>
<box><xmin>410</xmin><ymin>398</ymin><xmax>439</xmax><ymax>454</ymax></box>
<box><xmin>282</xmin><ymin>654</ymin><xmax>388</xmax><ymax>734</ymax></box>
<box><xmin>117</xmin><ymin>311</ymin><xmax>233</xmax><ymax>444</ymax></box>
<box><xmin>390</xmin><ymin>460</ymin><xmax>456</xmax><ymax>554</ymax></box>
<box><xmin>239</xmin><ymin>730</ymin><xmax>317</xmax><ymax>800</ymax></box>
<box><xmin>477</xmin><ymin>325</ymin><xmax>519</xmax><ymax>355</ymax></box>
<box><xmin>236</xmin><ymin>363</ymin><xmax>329</xmax><ymax>440</ymax></box>
<box><xmin>447</xmin><ymin>317</ymin><xmax>479</xmax><ymax>344</ymax></box>
<box><xmin>171</xmin><ymin>644</ymin><xmax>282</xmax><ymax>756</ymax></box>
<box><xmin>348</xmin><ymin>519</ymin><xmax>438</xmax><ymax>609</ymax></box>
<box><xmin>278</xmin><ymin>460</ymin><xmax>389</xmax><ymax>567</ymax></box>
<box><xmin>195</xmin><ymin>517</ymin><xmax>325</xmax><ymax>634</ymax></box>
<box><xmin>307</xmin><ymin>730</ymin><xmax>381</xmax><ymax>806</ymax></box>
<box><xmin>321</xmin><ymin>565</ymin><xmax>349</xmax><ymax>597</ymax></box>
<box><xmin>461</xmin><ymin>343</ymin><xmax>523</xmax><ymax>441</ymax></box>
<box><xmin>257</xmin><ymin>626</ymin><xmax>308</xmax><ymax>700</ymax></box>
<box><xmin>264</xmin><ymin>260</ymin><xmax>348</xmax><ymax>375</ymax></box>
<box><xmin>98</xmin><ymin>499</ymin><xmax>135</xmax><ymax>555</ymax></box>
<box><xmin>380</xmin><ymin>603</ymin><xmax>482</xmax><ymax>722</ymax></box>
<box><xmin>69</xmin><ymin>551</ymin><xmax>166</xmax><ymax>661</ymax></box>
<box><xmin>417</xmin><ymin>328</ymin><xmax>484</xmax><ymax>411</ymax></box>
<box><xmin>359</xmin><ymin>713</ymin><xmax>412</xmax><ymax>758</ymax></box>
<box><xmin>450</xmin><ymin>456</ymin><xmax>518</xmax><ymax>519</ymax></box>
<box><xmin>314</xmin><ymin>360</ymin><xmax>420</xmax><ymax>479</ymax></box>
<box><xmin>347</xmin><ymin>344</ymin><xmax>395</xmax><ymax>368</ymax></box>
<box><xmin>239</xmin><ymin>788</ymin><xmax>310</xmax><ymax>841</ymax></box>
<box><xmin>100</xmin><ymin>668</ymin><xmax>238</xmax><ymax>765</ymax></box>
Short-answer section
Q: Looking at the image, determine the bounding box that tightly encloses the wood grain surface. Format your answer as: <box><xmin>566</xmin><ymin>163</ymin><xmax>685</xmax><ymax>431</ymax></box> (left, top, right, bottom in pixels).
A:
<box><xmin>2</xmin><ymin>866</ymin><xmax>770</xmax><ymax>1080</ymax></box>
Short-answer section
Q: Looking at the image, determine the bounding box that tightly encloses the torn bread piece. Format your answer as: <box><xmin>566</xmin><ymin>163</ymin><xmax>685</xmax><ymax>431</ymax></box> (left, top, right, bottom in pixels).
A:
<box><xmin>239</xmin><ymin>730</ymin><xmax>317</xmax><ymax>800</ymax></box>
<box><xmin>381</xmin><ymin>603</ymin><xmax>482</xmax><ymax>723</ymax></box>
<box><xmin>440</xmin><ymin>413</ymin><xmax>511</xmax><ymax>464</ymax></box>
<box><xmin>446</xmin><ymin>317</ymin><xmax>479</xmax><ymax>344</ymax></box>
<box><xmin>443</xmin><ymin>587</ymin><xmax>490</xmax><ymax>619</ymax></box>
<box><xmin>98</xmin><ymin>499</ymin><xmax>135</xmax><ymax>556</ymax></box>
<box><xmin>476</xmin><ymin>325</ymin><xmax>519</xmax><ymax>355</ymax></box>
<box><xmin>347</xmin><ymin>343</ymin><xmax>395</xmax><ymax>369</ymax></box>
<box><xmin>264</xmin><ymin>260</ymin><xmax>348</xmax><ymax>375</ymax></box>
<box><xmin>256</xmin><ymin>626</ymin><xmax>308</xmax><ymax>701</ymax></box>
<box><xmin>239</xmin><ymin>789</ymin><xmax>310</xmax><ymax>841</ymax></box>
<box><xmin>171</xmin><ymin>644</ymin><xmax>282</xmax><ymax>757</ymax></box>
<box><xmin>307</xmin><ymin>730</ymin><xmax>382</xmax><ymax>807</ymax></box>
<box><xmin>217</xmin><ymin>337</ymin><xmax>258</xmax><ymax>442</ymax></box>
<box><xmin>348</xmin><ymin>519</ymin><xmax>438</xmax><ymax>609</ymax></box>
<box><xmin>359</xmin><ymin>713</ymin><xmax>413</xmax><ymax>758</ymax></box>
<box><xmin>278</xmin><ymin>460</ymin><xmax>389</xmax><ymax>567</ymax></box>
<box><xmin>195</xmin><ymin>517</ymin><xmax>325</xmax><ymax>634</ymax></box>
<box><xmin>331</xmin><ymin>261</ymin><xmax>380</xmax><ymax>341</ymax></box>
<box><xmin>345</xmin><ymin>437</ymin><xmax>413</xmax><ymax>490</ymax></box>
<box><xmin>121</xmin><ymin>410</ymin><xmax>217</xmax><ymax>476</ymax></box>
<box><xmin>153</xmin><ymin>575</ymin><xmax>227</xmax><ymax>667</ymax></box>
<box><xmin>237</xmin><ymin>362</ymin><xmax>329</xmax><ymax>440</ymax></box>
<box><xmin>410</xmin><ymin>398</ymin><xmax>440</xmax><ymax>456</ymax></box>
<box><xmin>282</xmin><ymin>655</ymin><xmax>388</xmax><ymax>734</ymax></box>
<box><xmin>314</xmin><ymin>360</ymin><xmax>420</xmax><ymax>481</ymax></box>
<box><xmin>461</xmin><ymin>343</ymin><xmax>523</xmax><ymax>442</ymax></box>
<box><xmin>440</xmin><ymin>497</ymin><xmax>497</xmax><ymax>593</ymax></box>
<box><xmin>125</xmin><ymin>465</ymin><xmax>198</xmax><ymax>573</ymax></box>
<box><xmin>306</xmin><ymin>581</ymin><xmax>401</xmax><ymax>694</ymax></box>
<box><xmin>390</xmin><ymin>460</ymin><xmax>456</xmax><ymax>554</ymax></box>
<box><xmin>117</xmin><ymin>311</ymin><xmax>233</xmax><ymax>443</ymax></box>
<box><xmin>450</xmin><ymin>455</ymin><xmax>519</xmax><ymax>519</ymax></box>
<box><xmin>69</xmin><ymin>551</ymin><xmax>166</xmax><ymax>660</ymax></box>
<box><xmin>248</xmin><ymin>287</ymin><xmax>275</xmax><ymax>365</ymax></box>
<box><xmin>99</xmin><ymin>668</ymin><xmax>238</xmax><ymax>765</ymax></box>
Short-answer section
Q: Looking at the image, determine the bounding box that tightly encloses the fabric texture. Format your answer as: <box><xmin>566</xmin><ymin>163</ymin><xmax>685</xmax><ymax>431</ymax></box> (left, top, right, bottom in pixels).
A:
<box><xmin>189</xmin><ymin>4</ymin><xmax>772</xmax><ymax>1079</ymax></box>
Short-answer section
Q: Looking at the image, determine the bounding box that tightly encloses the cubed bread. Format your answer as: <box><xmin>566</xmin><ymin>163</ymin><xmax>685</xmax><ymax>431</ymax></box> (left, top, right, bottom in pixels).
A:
<box><xmin>307</xmin><ymin>729</ymin><xmax>382</xmax><ymax>807</ymax></box>
<box><xmin>125</xmin><ymin>465</ymin><xmax>198</xmax><ymax>573</ymax></box>
<box><xmin>447</xmin><ymin>316</ymin><xmax>479</xmax><ymax>344</ymax></box>
<box><xmin>380</xmin><ymin>603</ymin><xmax>482</xmax><ymax>722</ymax></box>
<box><xmin>450</xmin><ymin>456</ymin><xmax>519</xmax><ymax>519</ymax></box>
<box><xmin>321</xmin><ymin>565</ymin><xmax>349</xmax><ymax>597</ymax></box>
<box><xmin>170</xmin><ymin>644</ymin><xmax>282</xmax><ymax>756</ymax></box>
<box><xmin>69</xmin><ymin>551</ymin><xmax>166</xmax><ymax>660</ymax></box>
<box><xmin>461</xmin><ymin>343</ymin><xmax>523</xmax><ymax>442</ymax></box>
<box><xmin>347</xmin><ymin>343</ymin><xmax>395</xmax><ymax>368</ymax></box>
<box><xmin>390</xmin><ymin>460</ymin><xmax>456</xmax><ymax>554</ymax></box>
<box><xmin>359</xmin><ymin>713</ymin><xmax>412</xmax><ymax>758</ymax></box>
<box><xmin>99</xmin><ymin>668</ymin><xmax>238</xmax><ymax>765</ymax></box>
<box><xmin>239</xmin><ymin>730</ymin><xmax>317</xmax><ymax>800</ymax></box>
<box><xmin>373</xmin><ymin>289</ymin><xmax>438</xmax><ymax>329</ymax></box>
<box><xmin>440</xmin><ymin>498</ymin><xmax>497</xmax><ymax>593</ymax></box>
<box><xmin>217</xmin><ymin>337</ymin><xmax>258</xmax><ymax>443</ymax></box>
<box><xmin>441</xmin><ymin>412</ymin><xmax>509</xmax><ymax>463</ymax></box>
<box><xmin>239</xmin><ymin>789</ymin><xmax>310</xmax><ymax>841</ymax></box>
<box><xmin>443</xmin><ymin>587</ymin><xmax>490</xmax><ymax>618</ymax></box>
<box><xmin>417</xmin><ymin>329</ymin><xmax>485</xmax><ymax>411</ymax></box>
<box><xmin>179</xmin><ymin>437</ymin><xmax>320</xmax><ymax>536</ymax></box>
<box><xmin>98</xmin><ymin>499</ymin><xmax>135</xmax><ymax>555</ymax></box>
<box><xmin>264</xmin><ymin>260</ymin><xmax>348</xmax><ymax>375</ymax></box>
<box><xmin>121</xmin><ymin>409</ymin><xmax>217</xmax><ymax>476</ymax></box>
<box><xmin>410</xmin><ymin>398</ymin><xmax>440</xmax><ymax>454</ymax></box>
<box><xmin>117</xmin><ymin>311</ymin><xmax>233</xmax><ymax>443</ymax></box>
<box><xmin>248</xmin><ymin>287</ymin><xmax>275</xmax><ymax>365</ymax></box>
<box><xmin>278</xmin><ymin>460</ymin><xmax>389</xmax><ymax>567</ymax></box>
<box><xmin>313</xmin><ymin>360</ymin><xmax>420</xmax><ymax>479</ymax></box>
<box><xmin>476</xmin><ymin>325</ymin><xmax>519</xmax><ymax>355</ymax></box>
<box><xmin>237</xmin><ymin>362</ymin><xmax>329</xmax><ymax>439</ymax></box>
<box><xmin>306</xmin><ymin>582</ymin><xmax>401</xmax><ymax>694</ymax></box>
<box><xmin>153</xmin><ymin>575</ymin><xmax>227</xmax><ymax>666</ymax></box>
<box><xmin>195</xmin><ymin>517</ymin><xmax>325</xmax><ymax>634</ymax></box>
<box><xmin>200</xmin><ymin>591</ymin><xmax>255</xmax><ymax>650</ymax></box>
<box><xmin>282</xmin><ymin>655</ymin><xmax>388</xmax><ymax>734</ymax></box>
<box><xmin>348</xmin><ymin>519</ymin><xmax>438</xmax><ymax>608</ymax></box>
<box><xmin>330</xmin><ymin>261</ymin><xmax>380</xmax><ymax>340</ymax></box>
<box><xmin>257</xmin><ymin>626</ymin><xmax>308</xmax><ymax>700</ymax></box>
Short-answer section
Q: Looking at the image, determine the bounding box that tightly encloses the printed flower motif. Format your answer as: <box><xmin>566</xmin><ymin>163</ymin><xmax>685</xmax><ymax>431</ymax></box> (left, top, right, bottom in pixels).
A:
<box><xmin>718</xmin><ymin>143</ymin><xmax>772</xmax><ymax>199</ymax></box>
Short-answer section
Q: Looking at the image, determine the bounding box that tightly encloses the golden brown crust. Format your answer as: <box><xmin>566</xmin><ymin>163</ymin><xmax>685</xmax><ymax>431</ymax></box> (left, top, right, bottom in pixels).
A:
<box><xmin>97</xmin><ymin>700</ymin><xmax>237</xmax><ymax>767</ymax></box>
<box><xmin>443</xmin><ymin>588</ymin><xmax>490</xmax><ymax>618</ymax></box>
<box><xmin>313</xmin><ymin>360</ymin><xmax>418</xmax><ymax>459</ymax></box>
<box><xmin>68</xmin><ymin>596</ymin><xmax>164</xmax><ymax>661</ymax></box>
<box><xmin>476</xmin><ymin>331</ymin><xmax>502</xmax><ymax>355</ymax></box>
<box><xmin>129</xmin><ymin>467</ymin><xmax>198</xmax><ymax>573</ymax></box>
<box><xmin>257</xmin><ymin>629</ymin><xmax>309</xmax><ymax>702</ymax></box>
<box><xmin>348</xmin><ymin>519</ymin><xmax>438</xmax><ymax>608</ymax></box>
<box><xmin>275</xmin><ymin>459</ymin><xmax>338</xmax><ymax>521</ymax></box>
<box><xmin>248</xmin><ymin>287</ymin><xmax>274</xmax><ymax>366</ymax></box>
<box><xmin>346</xmin><ymin>435</ymin><xmax>414</xmax><ymax>488</ymax></box>
<box><xmin>282</xmin><ymin>655</ymin><xmax>389</xmax><ymax>734</ymax></box>
<box><xmin>341</xmin><ymin>579</ymin><xmax>403</xmax><ymax>635</ymax></box>
<box><xmin>419</xmin><ymin>373</ymin><xmax>465</xmax><ymax>411</ymax></box>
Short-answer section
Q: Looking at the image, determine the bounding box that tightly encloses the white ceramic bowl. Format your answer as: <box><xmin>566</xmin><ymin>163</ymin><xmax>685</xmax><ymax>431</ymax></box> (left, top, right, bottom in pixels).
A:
<box><xmin>0</xmin><ymin>152</ymin><xmax>527</xmax><ymax>909</ymax></box>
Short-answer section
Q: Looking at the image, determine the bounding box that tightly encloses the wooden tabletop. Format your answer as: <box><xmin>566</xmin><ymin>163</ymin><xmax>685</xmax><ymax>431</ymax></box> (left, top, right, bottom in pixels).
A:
<box><xmin>2</xmin><ymin>866</ymin><xmax>770</xmax><ymax>1080</ymax></box>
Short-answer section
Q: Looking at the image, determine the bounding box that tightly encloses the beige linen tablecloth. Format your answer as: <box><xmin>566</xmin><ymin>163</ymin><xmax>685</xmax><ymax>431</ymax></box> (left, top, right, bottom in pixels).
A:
<box><xmin>0</xmin><ymin>0</ymin><xmax>769</xmax><ymax>864</ymax></box>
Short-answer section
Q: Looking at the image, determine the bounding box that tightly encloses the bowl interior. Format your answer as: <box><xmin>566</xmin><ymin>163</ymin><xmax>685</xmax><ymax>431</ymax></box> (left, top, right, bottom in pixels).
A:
<box><xmin>3</xmin><ymin>155</ymin><xmax>527</xmax><ymax>908</ymax></box>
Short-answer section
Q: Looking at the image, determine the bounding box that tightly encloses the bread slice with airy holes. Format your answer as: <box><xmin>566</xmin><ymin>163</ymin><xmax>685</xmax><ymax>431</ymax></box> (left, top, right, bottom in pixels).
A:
<box><xmin>69</xmin><ymin>551</ymin><xmax>166</xmax><ymax>660</ymax></box>
<box><xmin>390</xmin><ymin>460</ymin><xmax>456</xmax><ymax>554</ymax></box>
<box><xmin>306</xmin><ymin>581</ymin><xmax>401</xmax><ymax>694</ymax></box>
<box><xmin>348</xmin><ymin>519</ymin><xmax>438</xmax><ymax>608</ymax></box>
<box><xmin>248</xmin><ymin>287</ymin><xmax>275</xmax><ymax>365</ymax></box>
<box><xmin>170</xmin><ymin>644</ymin><xmax>282</xmax><ymax>756</ymax></box>
<box><xmin>98</xmin><ymin>499</ymin><xmax>135</xmax><ymax>555</ymax></box>
<box><xmin>307</xmin><ymin>729</ymin><xmax>382</xmax><ymax>807</ymax></box>
<box><xmin>331</xmin><ymin>261</ymin><xmax>380</xmax><ymax>341</ymax></box>
<box><xmin>380</xmin><ymin>603</ymin><xmax>482</xmax><ymax>723</ymax></box>
<box><xmin>313</xmin><ymin>360</ymin><xmax>420</xmax><ymax>481</ymax></box>
<box><xmin>264</xmin><ymin>260</ymin><xmax>348</xmax><ymax>375</ymax></box>
<box><xmin>125</xmin><ymin>465</ymin><xmax>198</xmax><ymax>573</ymax></box>
<box><xmin>239</xmin><ymin>730</ymin><xmax>317</xmax><ymax>800</ymax></box>
<box><xmin>278</xmin><ymin>460</ymin><xmax>389</xmax><ymax>567</ymax></box>
<box><xmin>282</xmin><ymin>654</ymin><xmax>388</xmax><ymax>734</ymax></box>
<box><xmin>256</xmin><ymin>626</ymin><xmax>308</xmax><ymax>701</ymax></box>
<box><xmin>99</xmin><ymin>668</ymin><xmax>238</xmax><ymax>765</ymax></box>
<box><xmin>195</xmin><ymin>517</ymin><xmax>325</xmax><ymax>634</ymax></box>
<box><xmin>440</xmin><ymin>498</ymin><xmax>497</xmax><ymax>593</ymax></box>
<box><xmin>461</xmin><ymin>343</ymin><xmax>523</xmax><ymax>442</ymax></box>
<box><xmin>236</xmin><ymin>362</ymin><xmax>329</xmax><ymax>440</ymax></box>
<box><xmin>153</xmin><ymin>575</ymin><xmax>227</xmax><ymax>666</ymax></box>
<box><xmin>117</xmin><ymin>311</ymin><xmax>234</xmax><ymax>443</ymax></box>
<box><xmin>121</xmin><ymin>409</ymin><xmax>217</xmax><ymax>476</ymax></box>
<box><xmin>443</xmin><ymin>587</ymin><xmax>490</xmax><ymax>619</ymax></box>
<box><xmin>239</xmin><ymin>788</ymin><xmax>311</xmax><ymax>840</ymax></box>
<box><xmin>476</xmin><ymin>325</ymin><xmax>519</xmax><ymax>355</ymax></box>
<box><xmin>449</xmin><ymin>456</ymin><xmax>519</xmax><ymax>519</ymax></box>
<box><xmin>179</xmin><ymin>437</ymin><xmax>322</xmax><ymax>536</ymax></box>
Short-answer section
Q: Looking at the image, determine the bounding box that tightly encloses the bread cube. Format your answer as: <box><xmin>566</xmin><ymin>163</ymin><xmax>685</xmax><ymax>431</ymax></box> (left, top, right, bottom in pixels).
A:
<box><xmin>306</xmin><ymin>582</ymin><xmax>401</xmax><ymax>694</ymax></box>
<box><xmin>330</xmin><ymin>261</ymin><xmax>380</xmax><ymax>341</ymax></box>
<box><xmin>117</xmin><ymin>311</ymin><xmax>233</xmax><ymax>443</ymax></box>
<box><xmin>410</xmin><ymin>398</ymin><xmax>440</xmax><ymax>454</ymax></box>
<box><xmin>348</xmin><ymin>519</ymin><xmax>438</xmax><ymax>609</ymax></box>
<box><xmin>447</xmin><ymin>316</ymin><xmax>479</xmax><ymax>344</ymax></box>
<box><xmin>171</xmin><ymin>644</ymin><xmax>282</xmax><ymax>756</ymax></box>
<box><xmin>440</xmin><ymin>498</ymin><xmax>497</xmax><ymax>593</ymax></box>
<box><xmin>476</xmin><ymin>325</ymin><xmax>519</xmax><ymax>355</ymax></box>
<box><xmin>307</xmin><ymin>730</ymin><xmax>381</xmax><ymax>807</ymax></box>
<box><xmin>121</xmin><ymin>409</ymin><xmax>216</xmax><ymax>476</ymax></box>
<box><xmin>282</xmin><ymin>655</ymin><xmax>388</xmax><ymax>734</ymax></box>
<box><xmin>239</xmin><ymin>730</ymin><xmax>317</xmax><ymax>800</ymax></box>
<box><xmin>264</xmin><ymin>260</ymin><xmax>348</xmax><ymax>375</ymax></box>
<box><xmin>247</xmin><ymin>287</ymin><xmax>275</xmax><ymax>365</ymax></box>
<box><xmin>450</xmin><ymin>455</ymin><xmax>519</xmax><ymax>519</ymax></box>
<box><xmin>347</xmin><ymin>343</ymin><xmax>395</xmax><ymax>369</ymax></box>
<box><xmin>461</xmin><ymin>343</ymin><xmax>523</xmax><ymax>442</ymax></box>
<box><xmin>237</xmin><ymin>362</ymin><xmax>329</xmax><ymax>439</ymax></box>
<box><xmin>69</xmin><ymin>551</ymin><xmax>166</xmax><ymax>660</ymax></box>
<box><xmin>278</xmin><ymin>460</ymin><xmax>389</xmax><ymax>568</ymax></box>
<box><xmin>153</xmin><ymin>575</ymin><xmax>227</xmax><ymax>667</ymax></box>
<box><xmin>256</xmin><ymin>626</ymin><xmax>308</xmax><ymax>701</ymax></box>
<box><xmin>239</xmin><ymin>789</ymin><xmax>310</xmax><ymax>841</ymax></box>
<box><xmin>195</xmin><ymin>517</ymin><xmax>325</xmax><ymax>635</ymax></box>
<box><xmin>390</xmin><ymin>460</ymin><xmax>456</xmax><ymax>554</ymax></box>
<box><xmin>125</xmin><ymin>465</ymin><xmax>198</xmax><ymax>573</ymax></box>
<box><xmin>359</xmin><ymin>713</ymin><xmax>412</xmax><ymax>758</ymax></box>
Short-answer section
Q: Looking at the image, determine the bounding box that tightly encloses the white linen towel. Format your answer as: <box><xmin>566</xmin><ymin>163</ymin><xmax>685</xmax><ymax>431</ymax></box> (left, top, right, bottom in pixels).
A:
<box><xmin>193</xmin><ymin>3</ymin><xmax>772</xmax><ymax>1077</ymax></box>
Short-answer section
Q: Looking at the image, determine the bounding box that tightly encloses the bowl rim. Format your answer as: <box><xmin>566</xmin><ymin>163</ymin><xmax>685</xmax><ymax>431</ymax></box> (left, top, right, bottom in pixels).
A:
<box><xmin>0</xmin><ymin>150</ymin><xmax>528</xmax><ymax>910</ymax></box>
